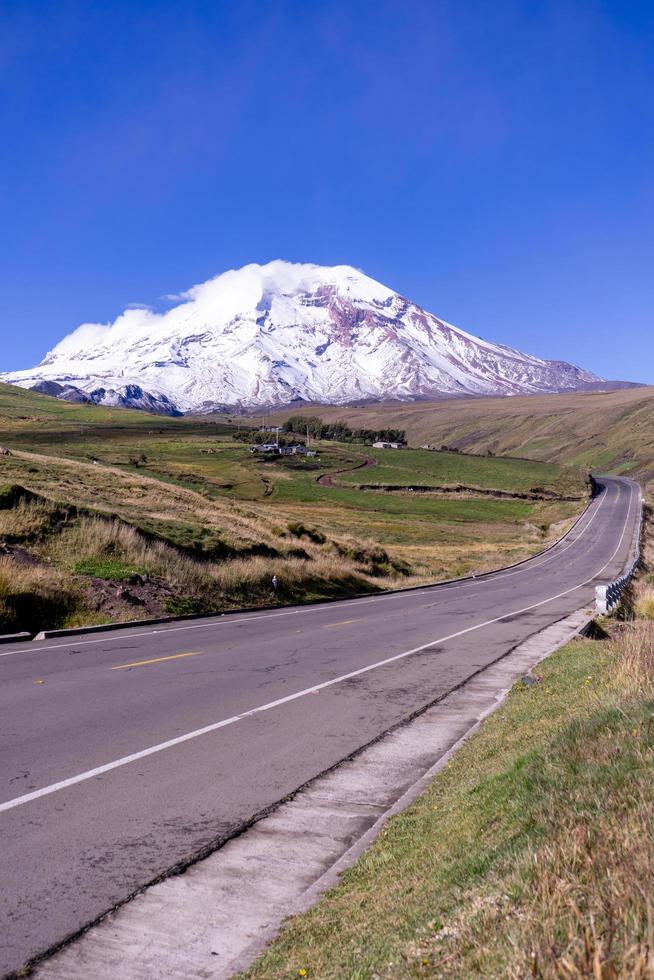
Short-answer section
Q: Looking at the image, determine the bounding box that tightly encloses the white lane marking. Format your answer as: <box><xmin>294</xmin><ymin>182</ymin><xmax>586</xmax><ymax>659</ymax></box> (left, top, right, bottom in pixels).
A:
<box><xmin>0</xmin><ymin>479</ymin><xmax>617</xmax><ymax>661</ymax></box>
<box><xmin>0</xmin><ymin>481</ymin><xmax>637</xmax><ymax>815</ymax></box>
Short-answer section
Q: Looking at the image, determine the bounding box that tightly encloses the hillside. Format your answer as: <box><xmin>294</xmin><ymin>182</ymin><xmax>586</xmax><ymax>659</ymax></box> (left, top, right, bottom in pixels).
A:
<box><xmin>268</xmin><ymin>386</ymin><xmax>654</xmax><ymax>479</ymax></box>
<box><xmin>0</xmin><ymin>261</ymin><xmax>603</xmax><ymax>412</ymax></box>
<box><xmin>0</xmin><ymin>383</ymin><xmax>587</xmax><ymax>634</ymax></box>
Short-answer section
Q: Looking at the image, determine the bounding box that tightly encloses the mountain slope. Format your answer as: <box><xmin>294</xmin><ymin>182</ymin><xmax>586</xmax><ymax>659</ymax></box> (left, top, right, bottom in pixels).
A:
<box><xmin>1</xmin><ymin>261</ymin><xmax>602</xmax><ymax>413</ymax></box>
<box><xmin>268</xmin><ymin>386</ymin><xmax>654</xmax><ymax>479</ymax></box>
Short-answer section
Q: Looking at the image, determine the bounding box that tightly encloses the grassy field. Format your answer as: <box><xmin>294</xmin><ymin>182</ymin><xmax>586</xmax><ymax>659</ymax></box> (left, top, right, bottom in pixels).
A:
<box><xmin>267</xmin><ymin>386</ymin><xmax>654</xmax><ymax>479</ymax></box>
<box><xmin>334</xmin><ymin>445</ymin><xmax>584</xmax><ymax>497</ymax></box>
<box><xmin>0</xmin><ymin>383</ymin><xmax>589</xmax><ymax>632</ymax></box>
<box><xmin>241</xmin><ymin>507</ymin><xmax>654</xmax><ymax>980</ymax></box>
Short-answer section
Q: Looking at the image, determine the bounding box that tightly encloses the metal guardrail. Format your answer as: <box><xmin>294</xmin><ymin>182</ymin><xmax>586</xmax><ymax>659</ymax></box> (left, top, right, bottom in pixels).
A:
<box><xmin>595</xmin><ymin>492</ymin><xmax>645</xmax><ymax>616</ymax></box>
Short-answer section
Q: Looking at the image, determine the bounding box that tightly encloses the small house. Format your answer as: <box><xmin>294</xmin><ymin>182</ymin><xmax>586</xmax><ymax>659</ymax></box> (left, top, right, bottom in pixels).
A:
<box><xmin>277</xmin><ymin>444</ymin><xmax>308</xmax><ymax>457</ymax></box>
<box><xmin>250</xmin><ymin>443</ymin><xmax>280</xmax><ymax>454</ymax></box>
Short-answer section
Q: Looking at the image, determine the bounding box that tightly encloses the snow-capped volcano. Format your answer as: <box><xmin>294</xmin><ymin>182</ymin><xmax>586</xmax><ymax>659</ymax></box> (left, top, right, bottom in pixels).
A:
<box><xmin>1</xmin><ymin>261</ymin><xmax>601</xmax><ymax>414</ymax></box>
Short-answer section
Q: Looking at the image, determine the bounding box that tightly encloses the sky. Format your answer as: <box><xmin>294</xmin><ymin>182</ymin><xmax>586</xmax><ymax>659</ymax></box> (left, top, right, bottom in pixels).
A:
<box><xmin>1</xmin><ymin>0</ymin><xmax>653</xmax><ymax>381</ymax></box>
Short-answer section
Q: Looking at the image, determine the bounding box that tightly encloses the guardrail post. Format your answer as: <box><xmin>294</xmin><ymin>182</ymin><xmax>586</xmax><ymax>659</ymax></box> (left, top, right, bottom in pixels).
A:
<box><xmin>595</xmin><ymin>585</ymin><xmax>608</xmax><ymax>616</ymax></box>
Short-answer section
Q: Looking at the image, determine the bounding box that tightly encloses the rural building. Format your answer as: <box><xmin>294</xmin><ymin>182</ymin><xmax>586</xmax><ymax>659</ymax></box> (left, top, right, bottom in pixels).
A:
<box><xmin>250</xmin><ymin>443</ymin><xmax>316</xmax><ymax>457</ymax></box>
<box><xmin>278</xmin><ymin>445</ymin><xmax>310</xmax><ymax>456</ymax></box>
<box><xmin>250</xmin><ymin>443</ymin><xmax>280</xmax><ymax>454</ymax></box>
<box><xmin>372</xmin><ymin>441</ymin><xmax>404</xmax><ymax>449</ymax></box>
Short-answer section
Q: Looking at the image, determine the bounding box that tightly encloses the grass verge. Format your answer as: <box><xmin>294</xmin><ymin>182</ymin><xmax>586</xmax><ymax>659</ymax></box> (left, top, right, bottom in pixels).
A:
<box><xmin>241</xmin><ymin>557</ymin><xmax>654</xmax><ymax>978</ymax></box>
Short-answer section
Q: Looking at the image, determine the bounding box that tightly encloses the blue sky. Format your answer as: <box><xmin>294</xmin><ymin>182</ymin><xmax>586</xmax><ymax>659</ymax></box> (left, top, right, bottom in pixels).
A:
<box><xmin>1</xmin><ymin>0</ymin><xmax>652</xmax><ymax>380</ymax></box>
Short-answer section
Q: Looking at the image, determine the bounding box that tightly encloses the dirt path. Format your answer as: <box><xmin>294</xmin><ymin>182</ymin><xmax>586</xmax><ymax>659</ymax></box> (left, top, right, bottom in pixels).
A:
<box><xmin>317</xmin><ymin>454</ymin><xmax>376</xmax><ymax>488</ymax></box>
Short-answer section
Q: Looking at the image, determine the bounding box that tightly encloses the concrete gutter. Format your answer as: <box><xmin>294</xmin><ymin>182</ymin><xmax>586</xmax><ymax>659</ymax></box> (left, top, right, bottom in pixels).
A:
<box><xmin>35</xmin><ymin>607</ymin><xmax>593</xmax><ymax>980</ymax></box>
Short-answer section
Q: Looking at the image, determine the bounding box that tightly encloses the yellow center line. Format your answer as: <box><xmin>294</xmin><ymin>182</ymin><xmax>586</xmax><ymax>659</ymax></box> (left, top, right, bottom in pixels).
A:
<box><xmin>111</xmin><ymin>652</ymin><xmax>202</xmax><ymax>671</ymax></box>
<box><xmin>323</xmin><ymin>619</ymin><xmax>360</xmax><ymax>629</ymax></box>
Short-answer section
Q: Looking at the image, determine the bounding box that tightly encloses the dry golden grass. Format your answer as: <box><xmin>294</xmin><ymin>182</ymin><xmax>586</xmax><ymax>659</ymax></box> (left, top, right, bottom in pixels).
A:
<box><xmin>508</xmin><ymin>805</ymin><xmax>654</xmax><ymax>979</ymax></box>
<box><xmin>0</xmin><ymin>556</ymin><xmax>63</xmax><ymax>598</ymax></box>
<box><xmin>49</xmin><ymin>512</ymin><xmax>390</xmax><ymax>597</ymax></box>
<box><xmin>634</xmin><ymin>585</ymin><xmax>654</xmax><ymax>620</ymax></box>
<box><xmin>0</xmin><ymin>492</ymin><xmax>390</xmax><ymax>632</ymax></box>
<box><xmin>0</xmin><ymin>498</ymin><xmax>62</xmax><ymax>542</ymax></box>
<box><xmin>0</xmin><ymin>557</ymin><xmax>82</xmax><ymax>633</ymax></box>
<box><xmin>1</xmin><ymin>447</ymin><xmax>289</xmax><ymax>553</ymax></box>
<box><xmin>612</xmin><ymin>619</ymin><xmax>654</xmax><ymax>698</ymax></box>
<box><xmin>630</xmin><ymin>505</ymin><xmax>654</xmax><ymax>621</ymax></box>
<box><xmin>0</xmin><ymin>446</ymin><xmax>582</xmax><ymax>626</ymax></box>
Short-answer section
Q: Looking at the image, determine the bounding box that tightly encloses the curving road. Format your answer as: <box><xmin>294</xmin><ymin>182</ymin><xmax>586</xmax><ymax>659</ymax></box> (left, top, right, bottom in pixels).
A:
<box><xmin>315</xmin><ymin>451</ymin><xmax>376</xmax><ymax>486</ymax></box>
<box><xmin>0</xmin><ymin>476</ymin><xmax>641</xmax><ymax>977</ymax></box>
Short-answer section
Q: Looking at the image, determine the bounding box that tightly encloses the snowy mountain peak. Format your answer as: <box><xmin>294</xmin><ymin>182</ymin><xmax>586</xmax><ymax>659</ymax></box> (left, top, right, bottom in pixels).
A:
<box><xmin>1</xmin><ymin>260</ymin><xmax>601</xmax><ymax>414</ymax></box>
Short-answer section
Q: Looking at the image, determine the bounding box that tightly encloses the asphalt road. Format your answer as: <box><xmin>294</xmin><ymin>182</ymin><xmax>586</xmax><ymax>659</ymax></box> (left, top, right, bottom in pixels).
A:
<box><xmin>0</xmin><ymin>475</ymin><xmax>641</xmax><ymax>977</ymax></box>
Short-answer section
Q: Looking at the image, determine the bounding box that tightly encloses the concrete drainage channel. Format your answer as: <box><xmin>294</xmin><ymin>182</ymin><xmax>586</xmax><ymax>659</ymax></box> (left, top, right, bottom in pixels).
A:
<box><xmin>32</xmin><ymin>608</ymin><xmax>593</xmax><ymax>980</ymax></box>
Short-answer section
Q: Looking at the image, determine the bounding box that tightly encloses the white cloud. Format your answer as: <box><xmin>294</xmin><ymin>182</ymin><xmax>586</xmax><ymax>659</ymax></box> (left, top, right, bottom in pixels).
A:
<box><xmin>48</xmin><ymin>306</ymin><xmax>159</xmax><ymax>360</ymax></box>
<box><xmin>42</xmin><ymin>262</ymin><xmax>376</xmax><ymax>365</ymax></box>
<box><xmin>49</xmin><ymin>322</ymin><xmax>112</xmax><ymax>356</ymax></box>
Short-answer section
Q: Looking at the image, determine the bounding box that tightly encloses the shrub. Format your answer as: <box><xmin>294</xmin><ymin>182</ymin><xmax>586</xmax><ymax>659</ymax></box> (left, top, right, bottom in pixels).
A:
<box><xmin>333</xmin><ymin>540</ymin><xmax>412</xmax><ymax>577</ymax></box>
<box><xmin>285</xmin><ymin>547</ymin><xmax>310</xmax><ymax>560</ymax></box>
<box><xmin>287</xmin><ymin>522</ymin><xmax>326</xmax><ymax>544</ymax></box>
<box><xmin>0</xmin><ymin>484</ymin><xmax>39</xmax><ymax>510</ymax></box>
<box><xmin>283</xmin><ymin>415</ymin><xmax>406</xmax><ymax>445</ymax></box>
